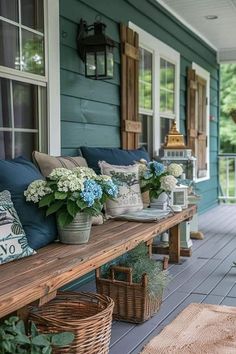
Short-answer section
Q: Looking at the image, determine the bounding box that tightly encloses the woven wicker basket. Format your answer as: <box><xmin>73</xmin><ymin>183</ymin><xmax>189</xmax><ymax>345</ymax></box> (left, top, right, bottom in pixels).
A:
<box><xmin>28</xmin><ymin>291</ymin><xmax>114</xmax><ymax>354</ymax></box>
<box><xmin>96</xmin><ymin>266</ymin><xmax>162</xmax><ymax>323</ymax></box>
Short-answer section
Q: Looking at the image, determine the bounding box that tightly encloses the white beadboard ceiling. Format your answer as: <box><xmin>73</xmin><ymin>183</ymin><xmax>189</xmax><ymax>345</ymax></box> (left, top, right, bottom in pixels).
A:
<box><xmin>158</xmin><ymin>0</ymin><xmax>236</xmax><ymax>61</ymax></box>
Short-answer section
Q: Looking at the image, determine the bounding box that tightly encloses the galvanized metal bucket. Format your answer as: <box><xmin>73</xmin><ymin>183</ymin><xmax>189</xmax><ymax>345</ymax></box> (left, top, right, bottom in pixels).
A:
<box><xmin>58</xmin><ymin>212</ymin><xmax>92</xmax><ymax>244</ymax></box>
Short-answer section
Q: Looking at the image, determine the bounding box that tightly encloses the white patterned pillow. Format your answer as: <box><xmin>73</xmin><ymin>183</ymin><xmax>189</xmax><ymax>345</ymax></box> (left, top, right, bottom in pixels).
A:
<box><xmin>99</xmin><ymin>161</ymin><xmax>143</xmax><ymax>217</ymax></box>
<box><xmin>0</xmin><ymin>190</ymin><xmax>35</xmax><ymax>264</ymax></box>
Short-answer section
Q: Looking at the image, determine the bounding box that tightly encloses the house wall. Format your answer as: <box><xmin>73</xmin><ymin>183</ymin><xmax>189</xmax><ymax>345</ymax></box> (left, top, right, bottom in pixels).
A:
<box><xmin>59</xmin><ymin>0</ymin><xmax>219</xmax><ymax>212</ymax></box>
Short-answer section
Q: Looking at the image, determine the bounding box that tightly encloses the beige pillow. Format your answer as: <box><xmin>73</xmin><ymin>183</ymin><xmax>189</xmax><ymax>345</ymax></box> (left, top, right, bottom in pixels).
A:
<box><xmin>32</xmin><ymin>151</ymin><xmax>88</xmax><ymax>177</ymax></box>
<box><xmin>99</xmin><ymin>161</ymin><xmax>143</xmax><ymax>217</ymax></box>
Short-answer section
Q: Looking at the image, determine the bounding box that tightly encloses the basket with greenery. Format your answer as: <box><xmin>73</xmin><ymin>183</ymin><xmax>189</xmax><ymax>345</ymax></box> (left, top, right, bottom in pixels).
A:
<box><xmin>0</xmin><ymin>316</ymin><xmax>74</xmax><ymax>354</ymax></box>
<box><xmin>96</xmin><ymin>243</ymin><xmax>170</xmax><ymax>323</ymax></box>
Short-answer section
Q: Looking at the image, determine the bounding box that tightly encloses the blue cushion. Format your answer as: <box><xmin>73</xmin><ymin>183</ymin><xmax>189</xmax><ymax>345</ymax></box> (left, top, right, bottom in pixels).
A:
<box><xmin>0</xmin><ymin>157</ymin><xmax>57</xmax><ymax>249</ymax></box>
<box><xmin>80</xmin><ymin>147</ymin><xmax>150</xmax><ymax>174</ymax></box>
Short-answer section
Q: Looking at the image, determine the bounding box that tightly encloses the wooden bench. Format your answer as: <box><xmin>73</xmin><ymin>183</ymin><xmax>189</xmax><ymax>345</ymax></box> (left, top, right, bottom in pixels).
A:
<box><xmin>0</xmin><ymin>205</ymin><xmax>196</xmax><ymax>319</ymax></box>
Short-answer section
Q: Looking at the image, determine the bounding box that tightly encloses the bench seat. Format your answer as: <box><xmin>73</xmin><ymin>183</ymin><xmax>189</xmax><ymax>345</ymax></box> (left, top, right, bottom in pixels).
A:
<box><xmin>0</xmin><ymin>205</ymin><xmax>196</xmax><ymax>319</ymax></box>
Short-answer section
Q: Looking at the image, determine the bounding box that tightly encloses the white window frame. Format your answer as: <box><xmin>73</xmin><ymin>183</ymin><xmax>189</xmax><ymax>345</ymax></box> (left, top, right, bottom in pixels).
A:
<box><xmin>129</xmin><ymin>22</ymin><xmax>180</xmax><ymax>157</ymax></box>
<box><xmin>0</xmin><ymin>0</ymin><xmax>60</xmax><ymax>156</ymax></box>
<box><xmin>192</xmin><ymin>62</ymin><xmax>210</xmax><ymax>182</ymax></box>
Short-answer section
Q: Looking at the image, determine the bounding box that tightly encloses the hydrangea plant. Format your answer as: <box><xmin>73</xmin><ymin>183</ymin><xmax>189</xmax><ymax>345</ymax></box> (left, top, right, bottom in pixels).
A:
<box><xmin>139</xmin><ymin>161</ymin><xmax>183</xmax><ymax>199</ymax></box>
<box><xmin>24</xmin><ymin>167</ymin><xmax>118</xmax><ymax>228</ymax></box>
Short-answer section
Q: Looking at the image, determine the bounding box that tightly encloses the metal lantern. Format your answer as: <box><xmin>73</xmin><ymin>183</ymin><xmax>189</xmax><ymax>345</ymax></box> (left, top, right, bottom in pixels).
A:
<box><xmin>77</xmin><ymin>19</ymin><xmax>115</xmax><ymax>79</ymax></box>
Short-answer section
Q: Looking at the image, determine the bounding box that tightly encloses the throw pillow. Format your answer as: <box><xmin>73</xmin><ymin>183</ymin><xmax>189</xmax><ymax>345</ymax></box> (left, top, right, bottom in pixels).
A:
<box><xmin>0</xmin><ymin>157</ymin><xmax>57</xmax><ymax>249</ymax></box>
<box><xmin>0</xmin><ymin>190</ymin><xmax>35</xmax><ymax>264</ymax></box>
<box><xmin>80</xmin><ymin>146</ymin><xmax>150</xmax><ymax>174</ymax></box>
<box><xmin>32</xmin><ymin>151</ymin><xmax>88</xmax><ymax>177</ymax></box>
<box><xmin>99</xmin><ymin>161</ymin><xmax>143</xmax><ymax>217</ymax></box>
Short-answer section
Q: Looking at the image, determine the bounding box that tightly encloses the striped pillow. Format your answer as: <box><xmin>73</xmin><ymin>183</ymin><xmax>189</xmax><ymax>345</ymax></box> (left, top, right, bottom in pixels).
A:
<box><xmin>32</xmin><ymin>151</ymin><xmax>88</xmax><ymax>177</ymax></box>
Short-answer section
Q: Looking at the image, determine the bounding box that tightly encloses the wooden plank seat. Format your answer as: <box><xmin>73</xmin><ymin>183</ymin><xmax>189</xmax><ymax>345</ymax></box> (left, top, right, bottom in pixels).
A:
<box><xmin>0</xmin><ymin>205</ymin><xmax>196</xmax><ymax>319</ymax></box>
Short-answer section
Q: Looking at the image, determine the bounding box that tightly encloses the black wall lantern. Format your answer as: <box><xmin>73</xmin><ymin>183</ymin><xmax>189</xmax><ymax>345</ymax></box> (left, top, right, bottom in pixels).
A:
<box><xmin>77</xmin><ymin>18</ymin><xmax>115</xmax><ymax>80</ymax></box>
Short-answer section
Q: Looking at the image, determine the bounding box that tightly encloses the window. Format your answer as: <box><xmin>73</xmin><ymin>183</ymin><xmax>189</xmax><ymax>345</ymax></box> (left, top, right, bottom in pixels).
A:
<box><xmin>0</xmin><ymin>0</ymin><xmax>60</xmax><ymax>158</ymax></box>
<box><xmin>130</xmin><ymin>23</ymin><xmax>180</xmax><ymax>157</ymax></box>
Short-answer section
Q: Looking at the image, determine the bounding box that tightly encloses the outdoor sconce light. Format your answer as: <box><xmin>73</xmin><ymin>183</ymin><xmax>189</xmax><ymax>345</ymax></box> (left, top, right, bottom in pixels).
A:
<box><xmin>77</xmin><ymin>18</ymin><xmax>115</xmax><ymax>79</ymax></box>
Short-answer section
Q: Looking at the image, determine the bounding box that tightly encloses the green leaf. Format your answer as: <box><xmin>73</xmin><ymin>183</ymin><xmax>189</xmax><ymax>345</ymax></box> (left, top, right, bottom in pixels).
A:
<box><xmin>15</xmin><ymin>319</ymin><xmax>26</xmax><ymax>335</ymax></box>
<box><xmin>39</xmin><ymin>193</ymin><xmax>54</xmax><ymax>208</ymax></box>
<box><xmin>32</xmin><ymin>334</ymin><xmax>51</xmax><ymax>346</ymax></box>
<box><xmin>14</xmin><ymin>333</ymin><xmax>31</xmax><ymax>344</ymax></box>
<box><xmin>76</xmin><ymin>199</ymin><xmax>87</xmax><ymax>210</ymax></box>
<box><xmin>46</xmin><ymin>200</ymin><xmax>64</xmax><ymax>216</ymax></box>
<box><xmin>55</xmin><ymin>191</ymin><xmax>67</xmax><ymax>200</ymax></box>
<box><xmin>57</xmin><ymin>211</ymin><xmax>74</xmax><ymax>228</ymax></box>
<box><xmin>51</xmin><ymin>332</ymin><xmax>74</xmax><ymax>347</ymax></box>
<box><xmin>67</xmin><ymin>200</ymin><xmax>79</xmax><ymax>217</ymax></box>
<box><xmin>42</xmin><ymin>346</ymin><xmax>52</xmax><ymax>354</ymax></box>
<box><xmin>30</xmin><ymin>322</ymin><xmax>39</xmax><ymax>337</ymax></box>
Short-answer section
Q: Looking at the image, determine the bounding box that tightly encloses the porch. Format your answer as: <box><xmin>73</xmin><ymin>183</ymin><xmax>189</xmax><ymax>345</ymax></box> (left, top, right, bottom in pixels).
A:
<box><xmin>75</xmin><ymin>204</ymin><xmax>236</xmax><ymax>353</ymax></box>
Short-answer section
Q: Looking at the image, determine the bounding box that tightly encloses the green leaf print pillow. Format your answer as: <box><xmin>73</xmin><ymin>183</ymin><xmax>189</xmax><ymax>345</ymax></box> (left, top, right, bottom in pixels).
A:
<box><xmin>0</xmin><ymin>190</ymin><xmax>35</xmax><ymax>264</ymax></box>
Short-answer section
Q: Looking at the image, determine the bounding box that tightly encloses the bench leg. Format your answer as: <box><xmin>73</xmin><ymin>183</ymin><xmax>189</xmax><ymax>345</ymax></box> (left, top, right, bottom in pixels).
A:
<box><xmin>169</xmin><ymin>224</ymin><xmax>180</xmax><ymax>263</ymax></box>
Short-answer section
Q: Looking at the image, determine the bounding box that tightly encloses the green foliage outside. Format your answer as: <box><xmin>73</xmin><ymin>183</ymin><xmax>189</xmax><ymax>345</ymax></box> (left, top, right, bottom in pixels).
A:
<box><xmin>0</xmin><ymin>316</ymin><xmax>74</xmax><ymax>354</ymax></box>
<box><xmin>220</xmin><ymin>64</ymin><xmax>236</xmax><ymax>153</ymax></box>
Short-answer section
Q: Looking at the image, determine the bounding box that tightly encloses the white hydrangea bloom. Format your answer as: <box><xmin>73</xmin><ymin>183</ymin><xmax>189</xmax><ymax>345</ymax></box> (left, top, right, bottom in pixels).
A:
<box><xmin>138</xmin><ymin>163</ymin><xmax>148</xmax><ymax>178</ymax></box>
<box><xmin>57</xmin><ymin>173</ymin><xmax>85</xmax><ymax>192</ymax></box>
<box><xmin>49</xmin><ymin>168</ymin><xmax>73</xmax><ymax>180</ymax></box>
<box><xmin>24</xmin><ymin>180</ymin><xmax>52</xmax><ymax>203</ymax></box>
<box><xmin>167</xmin><ymin>163</ymin><xmax>183</xmax><ymax>178</ymax></box>
<box><xmin>73</xmin><ymin>166</ymin><xmax>97</xmax><ymax>179</ymax></box>
<box><xmin>95</xmin><ymin>174</ymin><xmax>112</xmax><ymax>182</ymax></box>
<box><xmin>160</xmin><ymin>175</ymin><xmax>177</xmax><ymax>192</ymax></box>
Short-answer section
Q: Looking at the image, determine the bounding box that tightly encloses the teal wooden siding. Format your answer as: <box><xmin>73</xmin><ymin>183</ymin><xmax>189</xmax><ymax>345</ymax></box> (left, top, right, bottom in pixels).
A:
<box><xmin>60</xmin><ymin>0</ymin><xmax>219</xmax><ymax>212</ymax></box>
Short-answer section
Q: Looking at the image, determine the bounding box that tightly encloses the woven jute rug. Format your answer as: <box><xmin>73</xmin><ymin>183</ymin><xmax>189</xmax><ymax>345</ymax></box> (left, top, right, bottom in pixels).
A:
<box><xmin>140</xmin><ymin>303</ymin><xmax>236</xmax><ymax>354</ymax></box>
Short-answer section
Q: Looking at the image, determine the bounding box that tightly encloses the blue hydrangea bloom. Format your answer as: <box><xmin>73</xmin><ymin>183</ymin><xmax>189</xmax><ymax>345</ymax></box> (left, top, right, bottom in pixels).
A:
<box><xmin>149</xmin><ymin>161</ymin><xmax>165</xmax><ymax>176</ymax></box>
<box><xmin>80</xmin><ymin>179</ymin><xmax>102</xmax><ymax>207</ymax></box>
<box><xmin>104</xmin><ymin>180</ymin><xmax>118</xmax><ymax>198</ymax></box>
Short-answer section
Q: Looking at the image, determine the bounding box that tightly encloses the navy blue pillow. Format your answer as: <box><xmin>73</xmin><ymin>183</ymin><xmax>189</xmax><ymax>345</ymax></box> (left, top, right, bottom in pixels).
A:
<box><xmin>80</xmin><ymin>147</ymin><xmax>150</xmax><ymax>174</ymax></box>
<box><xmin>0</xmin><ymin>157</ymin><xmax>57</xmax><ymax>249</ymax></box>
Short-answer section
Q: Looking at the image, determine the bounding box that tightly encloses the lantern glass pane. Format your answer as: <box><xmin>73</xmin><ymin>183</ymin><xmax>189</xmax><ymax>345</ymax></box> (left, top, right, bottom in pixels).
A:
<box><xmin>97</xmin><ymin>51</ymin><xmax>105</xmax><ymax>76</ymax></box>
<box><xmin>107</xmin><ymin>51</ymin><xmax>114</xmax><ymax>78</ymax></box>
<box><xmin>86</xmin><ymin>52</ymin><xmax>96</xmax><ymax>77</ymax></box>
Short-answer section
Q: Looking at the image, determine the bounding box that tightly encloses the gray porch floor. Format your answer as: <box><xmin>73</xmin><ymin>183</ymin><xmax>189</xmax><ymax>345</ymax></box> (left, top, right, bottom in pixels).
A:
<box><xmin>75</xmin><ymin>205</ymin><xmax>236</xmax><ymax>354</ymax></box>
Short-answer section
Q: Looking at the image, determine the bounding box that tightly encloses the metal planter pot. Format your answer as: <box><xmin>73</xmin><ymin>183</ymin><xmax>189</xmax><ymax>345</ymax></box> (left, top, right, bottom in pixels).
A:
<box><xmin>58</xmin><ymin>212</ymin><xmax>92</xmax><ymax>244</ymax></box>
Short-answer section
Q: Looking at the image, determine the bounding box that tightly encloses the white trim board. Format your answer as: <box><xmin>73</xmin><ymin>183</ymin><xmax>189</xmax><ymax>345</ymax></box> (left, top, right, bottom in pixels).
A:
<box><xmin>155</xmin><ymin>0</ymin><xmax>217</xmax><ymax>52</ymax></box>
<box><xmin>192</xmin><ymin>62</ymin><xmax>210</xmax><ymax>183</ymax></box>
<box><xmin>46</xmin><ymin>0</ymin><xmax>61</xmax><ymax>155</ymax></box>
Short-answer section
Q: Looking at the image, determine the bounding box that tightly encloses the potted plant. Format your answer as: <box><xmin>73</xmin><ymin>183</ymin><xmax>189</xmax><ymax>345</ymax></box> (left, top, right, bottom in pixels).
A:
<box><xmin>139</xmin><ymin>161</ymin><xmax>183</xmax><ymax>208</ymax></box>
<box><xmin>0</xmin><ymin>315</ymin><xmax>74</xmax><ymax>354</ymax></box>
<box><xmin>24</xmin><ymin>167</ymin><xmax>118</xmax><ymax>244</ymax></box>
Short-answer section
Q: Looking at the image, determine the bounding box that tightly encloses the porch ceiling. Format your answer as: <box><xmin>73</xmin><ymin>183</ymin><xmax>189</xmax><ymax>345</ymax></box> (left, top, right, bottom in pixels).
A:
<box><xmin>158</xmin><ymin>0</ymin><xmax>236</xmax><ymax>62</ymax></box>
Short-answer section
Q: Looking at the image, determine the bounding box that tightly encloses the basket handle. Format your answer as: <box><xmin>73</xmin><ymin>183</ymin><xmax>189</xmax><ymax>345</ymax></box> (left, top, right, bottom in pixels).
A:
<box><xmin>110</xmin><ymin>266</ymin><xmax>133</xmax><ymax>284</ymax></box>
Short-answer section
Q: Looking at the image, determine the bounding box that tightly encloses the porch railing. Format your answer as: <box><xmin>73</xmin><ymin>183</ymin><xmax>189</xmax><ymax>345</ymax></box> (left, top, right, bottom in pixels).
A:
<box><xmin>218</xmin><ymin>153</ymin><xmax>236</xmax><ymax>203</ymax></box>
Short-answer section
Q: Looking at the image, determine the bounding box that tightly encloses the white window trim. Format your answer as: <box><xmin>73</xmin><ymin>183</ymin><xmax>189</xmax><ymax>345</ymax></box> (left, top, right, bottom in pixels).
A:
<box><xmin>46</xmin><ymin>0</ymin><xmax>60</xmax><ymax>155</ymax></box>
<box><xmin>129</xmin><ymin>22</ymin><xmax>180</xmax><ymax>157</ymax></box>
<box><xmin>192</xmin><ymin>62</ymin><xmax>210</xmax><ymax>183</ymax></box>
<box><xmin>0</xmin><ymin>0</ymin><xmax>60</xmax><ymax>156</ymax></box>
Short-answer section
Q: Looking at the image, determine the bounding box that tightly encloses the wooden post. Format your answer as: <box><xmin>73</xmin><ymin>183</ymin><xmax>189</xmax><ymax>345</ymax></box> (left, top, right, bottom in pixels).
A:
<box><xmin>169</xmin><ymin>224</ymin><xmax>180</xmax><ymax>263</ymax></box>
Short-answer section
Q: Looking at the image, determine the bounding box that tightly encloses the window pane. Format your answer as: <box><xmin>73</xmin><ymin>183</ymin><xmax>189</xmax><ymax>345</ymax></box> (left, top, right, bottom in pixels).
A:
<box><xmin>160</xmin><ymin>89</ymin><xmax>166</xmax><ymax>112</ymax></box>
<box><xmin>166</xmin><ymin>62</ymin><xmax>175</xmax><ymax>91</ymax></box>
<box><xmin>139</xmin><ymin>114</ymin><xmax>153</xmax><ymax>154</ymax></box>
<box><xmin>160</xmin><ymin>117</ymin><xmax>174</xmax><ymax>146</ymax></box>
<box><xmin>0</xmin><ymin>21</ymin><xmax>19</xmax><ymax>69</ymax></box>
<box><xmin>15</xmin><ymin>132</ymin><xmax>38</xmax><ymax>159</ymax></box>
<box><xmin>0</xmin><ymin>0</ymin><xmax>18</xmax><ymax>22</ymax></box>
<box><xmin>139</xmin><ymin>48</ymin><xmax>152</xmax><ymax>110</ymax></box>
<box><xmin>21</xmin><ymin>0</ymin><xmax>44</xmax><ymax>32</ymax></box>
<box><xmin>166</xmin><ymin>91</ymin><xmax>174</xmax><ymax>113</ymax></box>
<box><xmin>22</xmin><ymin>29</ymin><xmax>44</xmax><ymax>75</ymax></box>
<box><xmin>160</xmin><ymin>58</ymin><xmax>166</xmax><ymax>89</ymax></box>
<box><xmin>0</xmin><ymin>131</ymin><xmax>12</xmax><ymax>159</ymax></box>
<box><xmin>13</xmin><ymin>81</ymin><xmax>38</xmax><ymax>129</ymax></box>
<box><xmin>0</xmin><ymin>78</ymin><xmax>11</xmax><ymax>127</ymax></box>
